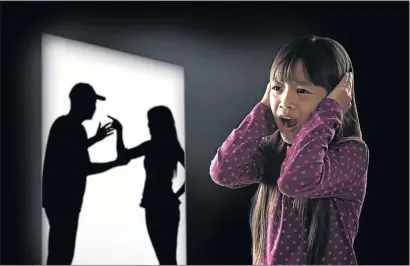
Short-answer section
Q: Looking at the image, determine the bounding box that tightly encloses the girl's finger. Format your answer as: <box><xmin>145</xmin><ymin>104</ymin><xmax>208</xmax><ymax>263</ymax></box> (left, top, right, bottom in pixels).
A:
<box><xmin>348</xmin><ymin>73</ymin><xmax>354</xmax><ymax>94</ymax></box>
<box><xmin>107</xmin><ymin>115</ymin><xmax>118</xmax><ymax>121</ymax></box>
<box><xmin>341</xmin><ymin>72</ymin><xmax>350</xmax><ymax>87</ymax></box>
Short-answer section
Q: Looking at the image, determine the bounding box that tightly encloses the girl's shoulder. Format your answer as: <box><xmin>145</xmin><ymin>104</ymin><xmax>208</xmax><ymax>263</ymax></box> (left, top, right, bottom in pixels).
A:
<box><xmin>335</xmin><ymin>136</ymin><xmax>368</xmax><ymax>146</ymax></box>
<box><xmin>331</xmin><ymin>136</ymin><xmax>369</xmax><ymax>156</ymax></box>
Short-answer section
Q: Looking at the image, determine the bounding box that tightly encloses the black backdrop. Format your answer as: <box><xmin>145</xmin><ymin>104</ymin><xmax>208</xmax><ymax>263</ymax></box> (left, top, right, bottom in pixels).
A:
<box><xmin>1</xmin><ymin>1</ymin><xmax>409</xmax><ymax>265</ymax></box>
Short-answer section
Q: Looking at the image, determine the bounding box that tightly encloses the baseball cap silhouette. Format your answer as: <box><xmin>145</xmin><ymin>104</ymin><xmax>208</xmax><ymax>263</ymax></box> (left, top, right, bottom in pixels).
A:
<box><xmin>69</xmin><ymin>83</ymin><xmax>106</xmax><ymax>101</ymax></box>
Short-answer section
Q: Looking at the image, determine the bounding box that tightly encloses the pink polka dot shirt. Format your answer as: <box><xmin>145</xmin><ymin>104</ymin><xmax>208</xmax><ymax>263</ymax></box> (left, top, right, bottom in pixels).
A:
<box><xmin>210</xmin><ymin>98</ymin><xmax>369</xmax><ymax>265</ymax></box>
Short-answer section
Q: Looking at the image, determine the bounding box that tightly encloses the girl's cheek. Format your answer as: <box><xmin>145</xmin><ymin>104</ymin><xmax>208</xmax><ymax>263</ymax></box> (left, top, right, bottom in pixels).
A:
<box><xmin>270</xmin><ymin>98</ymin><xmax>279</xmax><ymax>111</ymax></box>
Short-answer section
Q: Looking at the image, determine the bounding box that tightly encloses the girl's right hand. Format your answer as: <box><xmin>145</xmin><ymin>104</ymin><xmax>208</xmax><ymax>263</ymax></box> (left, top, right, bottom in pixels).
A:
<box><xmin>327</xmin><ymin>72</ymin><xmax>353</xmax><ymax>113</ymax></box>
<box><xmin>107</xmin><ymin>115</ymin><xmax>123</xmax><ymax>130</ymax></box>
<box><xmin>260</xmin><ymin>82</ymin><xmax>271</xmax><ymax>107</ymax></box>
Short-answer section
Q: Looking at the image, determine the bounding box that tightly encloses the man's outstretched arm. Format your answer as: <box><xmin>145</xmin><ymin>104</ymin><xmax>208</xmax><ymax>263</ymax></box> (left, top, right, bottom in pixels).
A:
<box><xmin>88</xmin><ymin>156</ymin><xmax>129</xmax><ymax>176</ymax></box>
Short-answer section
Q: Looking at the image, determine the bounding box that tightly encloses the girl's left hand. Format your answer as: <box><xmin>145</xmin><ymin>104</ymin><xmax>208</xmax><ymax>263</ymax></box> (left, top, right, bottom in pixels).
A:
<box><xmin>327</xmin><ymin>72</ymin><xmax>353</xmax><ymax>113</ymax></box>
<box><xmin>260</xmin><ymin>82</ymin><xmax>271</xmax><ymax>107</ymax></box>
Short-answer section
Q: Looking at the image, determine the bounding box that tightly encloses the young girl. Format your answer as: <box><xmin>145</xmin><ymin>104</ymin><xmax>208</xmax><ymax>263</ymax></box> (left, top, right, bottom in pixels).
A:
<box><xmin>210</xmin><ymin>36</ymin><xmax>369</xmax><ymax>265</ymax></box>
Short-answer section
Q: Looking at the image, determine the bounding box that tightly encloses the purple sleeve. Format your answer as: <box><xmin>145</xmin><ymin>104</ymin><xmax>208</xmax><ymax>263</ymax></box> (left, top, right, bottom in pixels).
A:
<box><xmin>278</xmin><ymin>98</ymin><xmax>369</xmax><ymax>202</ymax></box>
<box><xmin>210</xmin><ymin>103</ymin><xmax>276</xmax><ymax>189</ymax></box>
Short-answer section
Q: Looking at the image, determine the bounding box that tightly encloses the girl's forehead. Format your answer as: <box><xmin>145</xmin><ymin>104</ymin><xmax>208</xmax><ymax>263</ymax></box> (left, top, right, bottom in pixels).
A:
<box><xmin>293</xmin><ymin>61</ymin><xmax>309</xmax><ymax>80</ymax></box>
<box><xmin>272</xmin><ymin>60</ymin><xmax>312</xmax><ymax>86</ymax></box>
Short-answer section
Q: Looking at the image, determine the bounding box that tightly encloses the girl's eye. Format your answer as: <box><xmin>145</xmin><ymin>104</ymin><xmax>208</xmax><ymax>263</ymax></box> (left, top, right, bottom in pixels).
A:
<box><xmin>297</xmin><ymin>88</ymin><xmax>311</xmax><ymax>94</ymax></box>
<box><xmin>272</xmin><ymin>86</ymin><xmax>282</xmax><ymax>91</ymax></box>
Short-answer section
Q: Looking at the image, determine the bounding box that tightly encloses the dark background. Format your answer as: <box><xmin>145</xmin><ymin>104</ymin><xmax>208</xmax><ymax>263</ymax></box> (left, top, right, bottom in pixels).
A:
<box><xmin>1</xmin><ymin>1</ymin><xmax>409</xmax><ymax>265</ymax></box>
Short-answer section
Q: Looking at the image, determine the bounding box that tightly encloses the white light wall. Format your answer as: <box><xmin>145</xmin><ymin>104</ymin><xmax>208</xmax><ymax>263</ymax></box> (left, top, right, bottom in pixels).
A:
<box><xmin>41</xmin><ymin>34</ymin><xmax>186</xmax><ymax>265</ymax></box>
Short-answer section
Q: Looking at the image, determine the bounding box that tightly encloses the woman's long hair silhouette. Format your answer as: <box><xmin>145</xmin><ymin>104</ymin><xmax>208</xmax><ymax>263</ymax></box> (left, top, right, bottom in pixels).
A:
<box><xmin>112</xmin><ymin>106</ymin><xmax>185</xmax><ymax>265</ymax></box>
<box><xmin>147</xmin><ymin>106</ymin><xmax>182</xmax><ymax>177</ymax></box>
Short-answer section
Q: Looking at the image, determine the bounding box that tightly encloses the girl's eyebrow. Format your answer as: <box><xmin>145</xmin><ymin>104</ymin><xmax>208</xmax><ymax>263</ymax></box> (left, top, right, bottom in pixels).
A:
<box><xmin>271</xmin><ymin>79</ymin><xmax>284</xmax><ymax>84</ymax></box>
<box><xmin>294</xmin><ymin>80</ymin><xmax>313</xmax><ymax>86</ymax></box>
<box><xmin>272</xmin><ymin>79</ymin><xmax>313</xmax><ymax>87</ymax></box>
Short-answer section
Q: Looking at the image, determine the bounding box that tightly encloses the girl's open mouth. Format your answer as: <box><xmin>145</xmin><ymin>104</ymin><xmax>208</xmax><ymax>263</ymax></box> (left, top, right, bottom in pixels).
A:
<box><xmin>280</xmin><ymin>117</ymin><xmax>299</xmax><ymax>129</ymax></box>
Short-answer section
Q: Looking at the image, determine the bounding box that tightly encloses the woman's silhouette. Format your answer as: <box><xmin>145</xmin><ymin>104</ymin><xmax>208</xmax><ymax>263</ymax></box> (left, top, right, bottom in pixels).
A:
<box><xmin>109</xmin><ymin>106</ymin><xmax>185</xmax><ymax>265</ymax></box>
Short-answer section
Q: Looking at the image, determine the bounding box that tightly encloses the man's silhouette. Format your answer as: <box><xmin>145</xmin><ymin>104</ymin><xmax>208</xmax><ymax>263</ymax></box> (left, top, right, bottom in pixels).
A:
<box><xmin>42</xmin><ymin>83</ymin><xmax>129</xmax><ymax>265</ymax></box>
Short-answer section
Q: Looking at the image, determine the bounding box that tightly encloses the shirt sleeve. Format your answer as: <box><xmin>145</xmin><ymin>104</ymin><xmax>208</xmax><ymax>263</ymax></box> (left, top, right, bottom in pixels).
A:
<box><xmin>277</xmin><ymin>98</ymin><xmax>369</xmax><ymax>202</ymax></box>
<box><xmin>78</xmin><ymin>126</ymin><xmax>92</xmax><ymax>171</ymax></box>
<box><xmin>44</xmin><ymin>122</ymin><xmax>91</xmax><ymax>177</ymax></box>
<box><xmin>210</xmin><ymin>103</ymin><xmax>277</xmax><ymax>189</ymax></box>
<box><xmin>64</xmin><ymin>125</ymin><xmax>91</xmax><ymax>175</ymax></box>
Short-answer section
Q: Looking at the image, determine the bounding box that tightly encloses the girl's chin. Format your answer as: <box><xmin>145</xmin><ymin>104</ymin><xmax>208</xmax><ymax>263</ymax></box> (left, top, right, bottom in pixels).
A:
<box><xmin>279</xmin><ymin>131</ymin><xmax>296</xmax><ymax>144</ymax></box>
